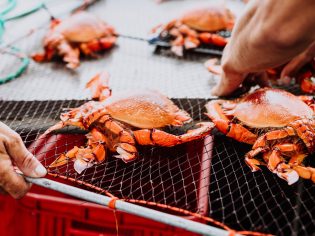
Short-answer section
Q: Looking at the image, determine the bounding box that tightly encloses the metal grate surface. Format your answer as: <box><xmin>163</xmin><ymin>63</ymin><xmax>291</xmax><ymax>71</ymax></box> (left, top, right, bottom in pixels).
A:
<box><xmin>0</xmin><ymin>99</ymin><xmax>314</xmax><ymax>235</ymax></box>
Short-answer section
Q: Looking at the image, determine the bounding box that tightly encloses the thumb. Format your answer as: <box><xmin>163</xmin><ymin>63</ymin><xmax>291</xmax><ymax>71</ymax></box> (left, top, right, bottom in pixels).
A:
<box><xmin>14</xmin><ymin>150</ymin><xmax>47</xmax><ymax>178</ymax></box>
<box><xmin>5</xmin><ymin>135</ymin><xmax>47</xmax><ymax>177</ymax></box>
<box><xmin>211</xmin><ymin>71</ymin><xmax>246</xmax><ymax>97</ymax></box>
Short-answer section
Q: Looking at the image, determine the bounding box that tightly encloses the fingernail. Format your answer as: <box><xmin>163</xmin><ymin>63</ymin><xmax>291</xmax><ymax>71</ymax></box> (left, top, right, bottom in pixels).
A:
<box><xmin>283</xmin><ymin>76</ymin><xmax>291</xmax><ymax>85</ymax></box>
<box><xmin>34</xmin><ymin>165</ymin><xmax>47</xmax><ymax>177</ymax></box>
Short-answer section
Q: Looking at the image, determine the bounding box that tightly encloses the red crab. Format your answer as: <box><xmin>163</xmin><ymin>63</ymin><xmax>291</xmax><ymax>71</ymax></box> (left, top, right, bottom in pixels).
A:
<box><xmin>205</xmin><ymin>88</ymin><xmax>315</xmax><ymax>185</ymax></box>
<box><xmin>205</xmin><ymin>58</ymin><xmax>315</xmax><ymax>94</ymax></box>
<box><xmin>152</xmin><ymin>5</ymin><xmax>234</xmax><ymax>56</ymax></box>
<box><xmin>32</xmin><ymin>12</ymin><xmax>116</xmax><ymax>69</ymax></box>
<box><xmin>45</xmin><ymin>72</ymin><xmax>214</xmax><ymax>173</ymax></box>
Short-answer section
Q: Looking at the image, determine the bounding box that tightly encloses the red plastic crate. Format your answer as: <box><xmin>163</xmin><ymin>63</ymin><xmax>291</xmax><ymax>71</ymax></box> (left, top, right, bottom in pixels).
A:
<box><xmin>0</xmin><ymin>134</ymin><xmax>213</xmax><ymax>236</ymax></box>
<box><xmin>0</xmin><ymin>185</ymin><xmax>200</xmax><ymax>236</ymax></box>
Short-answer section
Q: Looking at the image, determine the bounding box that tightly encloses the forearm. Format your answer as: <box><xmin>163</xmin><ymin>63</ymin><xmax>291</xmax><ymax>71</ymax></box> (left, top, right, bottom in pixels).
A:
<box><xmin>223</xmin><ymin>0</ymin><xmax>315</xmax><ymax>74</ymax></box>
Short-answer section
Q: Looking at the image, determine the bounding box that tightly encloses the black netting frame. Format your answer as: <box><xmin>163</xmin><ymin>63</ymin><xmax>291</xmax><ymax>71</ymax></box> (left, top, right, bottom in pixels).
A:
<box><xmin>0</xmin><ymin>98</ymin><xmax>314</xmax><ymax>236</ymax></box>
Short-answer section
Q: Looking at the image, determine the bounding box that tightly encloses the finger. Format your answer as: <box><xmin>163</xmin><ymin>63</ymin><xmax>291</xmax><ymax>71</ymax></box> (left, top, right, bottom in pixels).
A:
<box><xmin>254</xmin><ymin>72</ymin><xmax>272</xmax><ymax>88</ymax></box>
<box><xmin>0</xmin><ymin>123</ymin><xmax>47</xmax><ymax>177</ymax></box>
<box><xmin>0</xmin><ymin>152</ymin><xmax>31</xmax><ymax>199</ymax></box>
<box><xmin>211</xmin><ymin>71</ymin><xmax>247</xmax><ymax>97</ymax></box>
<box><xmin>280</xmin><ymin>54</ymin><xmax>310</xmax><ymax>79</ymax></box>
<box><xmin>6</xmin><ymin>138</ymin><xmax>46</xmax><ymax>178</ymax></box>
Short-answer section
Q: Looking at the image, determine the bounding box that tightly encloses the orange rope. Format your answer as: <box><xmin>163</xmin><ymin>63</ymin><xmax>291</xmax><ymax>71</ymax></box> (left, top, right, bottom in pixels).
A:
<box><xmin>112</xmin><ymin>209</ymin><xmax>119</xmax><ymax>236</ymax></box>
<box><xmin>47</xmin><ymin>173</ymin><xmax>273</xmax><ymax>236</ymax></box>
<box><xmin>108</xmin><ymin>197</ymin><xmax>118</xmax><ymax>209</ymax></box>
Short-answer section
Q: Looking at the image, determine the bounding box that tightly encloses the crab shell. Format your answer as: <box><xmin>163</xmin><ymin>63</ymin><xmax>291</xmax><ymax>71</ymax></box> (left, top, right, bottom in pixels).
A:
<box><xmin>46</xmin><ymin>12</ymin><xmax>115</xmax><ymax>44</ymax></box>
<box><xmin>180</xmin><ymin>6</ymin><xmax>235</xmax><ymax>32</ymax></box>
<box><xmin>229</xmin><ymin>88</ymin><xmax>313</xmax><ymax>128</ymax></box>
<box><xmin>100</xmin><ymin>90</ymin><xmax>192</xmax><ymax>129</ymax></box>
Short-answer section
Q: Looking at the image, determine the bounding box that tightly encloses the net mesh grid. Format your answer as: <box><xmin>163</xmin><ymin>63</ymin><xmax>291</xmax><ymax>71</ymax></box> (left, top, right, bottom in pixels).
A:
<box><xmin>0</xmin><ymin>0</ymin><xmax>314</xmax><ymax>235</ymax></box>
<box><xmin>0</xmin><ymin>98</ymin><xmax>314</xmax><ymax>235</ymax></box>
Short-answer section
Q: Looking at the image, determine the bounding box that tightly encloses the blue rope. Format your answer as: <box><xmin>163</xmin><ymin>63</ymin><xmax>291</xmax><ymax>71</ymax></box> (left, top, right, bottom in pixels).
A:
<box><xmin>0</xmin><ymin>0</ymin><xmax>94</xmax><ymax>84</ymax></box>
<box><xmin>0</xmin><ymin>0</ymin><xmax>16</xmax><ymax>16</ymax></box>
<box><xmin>0</xmin><ymin>47</ymin><xmax>29</xmax><ymax>84</ymax></box>
<box><xmin>0</xmin><ymin>16</ymin><xmax>4</xmax><ymax>41</ymax></box>
<box><xmin>0</xmin><ymin>0</ymin><xmax>45</xmax><ymax>84</ymax></box>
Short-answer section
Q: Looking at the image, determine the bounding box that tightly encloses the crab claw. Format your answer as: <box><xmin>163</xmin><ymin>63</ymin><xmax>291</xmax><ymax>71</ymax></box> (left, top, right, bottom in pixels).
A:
<box><xmin>276</xmin><ymin>169</ymin><xmax>299</xmax><ymax>185</ymax></box>
<box><xmin>86</xmin><ymin>71</ymin><xmax>111</xmax><ymax>101</ymax></box>
<box><xmin>114</xmin><ymin>143</ymin><xmax>137</xmax><ymax>163</ymax></box>
<box><xmin>44</xmin><ymin>121</ymin><xmax>66</xmax><ymax>135</ymax></box>
<box><xmin>48</xmin><ymin>146</ymin><xmax>79</xmax><ymax>168</ymax></box>
<box><xmin>292</xmin><ymin>165</ymin><xmax>315</xmax><ymax>183</ymax></box>
<box><xmin>74</xmin><ymin>158</ymin><xmax>94</xmax><ymax>174</ymax></box>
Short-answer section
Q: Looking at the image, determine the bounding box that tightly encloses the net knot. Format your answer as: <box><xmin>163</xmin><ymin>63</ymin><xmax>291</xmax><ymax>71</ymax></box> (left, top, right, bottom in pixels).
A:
<box><xmin>108</xmin><ymin>197</ymin><xmax>119</xmax><ymax>210</ymax></box>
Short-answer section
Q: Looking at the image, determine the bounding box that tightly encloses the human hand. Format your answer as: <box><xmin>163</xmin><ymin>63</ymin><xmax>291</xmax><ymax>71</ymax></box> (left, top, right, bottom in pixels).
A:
<box><xmin>209</xmin><ymin>49</ymin><xmax>271</xmax><ymax>97</ymax></box>
<box><xmin>211</xmin><ymin>70</ymin><xmax>271</xmax><ymax>97</ymax></box>
<box><xmin>0</xmin><ymin>122</ymin><xmax>47</xmax><ymax>199</ymax></box>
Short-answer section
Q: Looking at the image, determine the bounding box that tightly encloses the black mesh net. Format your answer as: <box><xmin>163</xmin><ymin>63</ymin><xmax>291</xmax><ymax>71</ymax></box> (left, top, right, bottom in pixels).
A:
<box><xmin>0</xmin><ymin>98</ymin><xmax>314</xmax><ymax>236</ymax></box>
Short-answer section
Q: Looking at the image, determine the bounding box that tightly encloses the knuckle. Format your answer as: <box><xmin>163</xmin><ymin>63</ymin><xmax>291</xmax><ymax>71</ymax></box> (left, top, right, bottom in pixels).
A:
<box><xmin>9</xmin><ymin>132</ymin><xmax>22</xmax><ymax>145</ymax></box>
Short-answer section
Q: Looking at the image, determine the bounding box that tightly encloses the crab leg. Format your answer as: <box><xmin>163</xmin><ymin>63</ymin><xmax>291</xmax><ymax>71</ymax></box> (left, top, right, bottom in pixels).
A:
<box><xmin>48</xmin><ymin>146</ymin><xmax>98</xmax><ymax>174</ymax></box>
<box><xmin>199</xmin><ymin>32</ymin><xmax>228</xmax><ymax>47</ymax></box>
<box><xmin>97</xmin><ymin>115</ymin><xmax>138</xmax><ymax>163</ymax></box>
<box><xmin>244</xmin><ymin>147</ymin><xmax>266</xmax><ymax>171</ymax></box>
<box><xmin>86</xmin><ymin>71</ymin><xmax>111</xmax><ymax>101</ymax></box>
<box><xmin>171</xmin><ymin>34</ymin><xmax>185</xmax><ymax>56</ymax></box>
<box><xmin>133</xmin><ymin>122</ymin><xmax>213</xmax><ymax>147</ymax></box>
<box><xmin>248</xmin><ymin>140</ymin><xmax>311</xmax><ymax>184</ymax></box>
<box><xmin>252</xmin><ymin>127</ymin><xmax>296</xmax><ymax>149</ymax></box>
<box><xmin>265</xmin><ymin>149</ymin><xmax>299</xmax><ymax>185</ymax></box>
<box><xmin>43</xmin><ymin>100</ymin><xmax>107</xmax><ymax>135</ymax></box>
<box><xmin>57</xmin><ymin>40</ymin><xmax>80</xmax><ymax>69</ymax></box>
<box><xmin>49</xmin><ymin>128</ymin><xmax>107</xmax><ymax>173</ymax></box>
<box><xmin>31</xmin><ymin>48</ymin><xmax>55</xmax><ymax>63</ymax></box>
<box><xmin>205</xmin><ymin>100</ymin><xmax>257</xmax><ymax>144</ymax></box>
<box><xmin>80</xmin><ymin>36</ymin><xmax>116</xmax><ymax>56</ymax></box>
<box><xmin>49</xmin><ymin>146</ymin><xmax>80</xmax><ymax>168</ymax></box>
<box><xmin>290</xmin><ymin>120</ymin><xmax>315</xmax><ymax>152</ymax></box>
<box><xmin>291</xmin><ymin>165</ymin><xmax>315</xmax><ymax>183</ymax></box>
<box><xmin>287</xmin><ymin>153</ymin><xmax>315</xmax><ymax>183</ymax></box>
